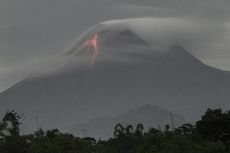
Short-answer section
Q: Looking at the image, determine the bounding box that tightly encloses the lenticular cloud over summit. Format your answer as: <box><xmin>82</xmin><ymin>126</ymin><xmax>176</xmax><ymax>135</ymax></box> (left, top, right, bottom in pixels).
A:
<box><xmin>62</xmin><ymin>18</ymin><xmax>221</xmax><ymax>67</ymax></box>
<box><xmin>58</xmin><ymin>18</ymin><xmax>204</xmax><ymax>68</ymax></box>
<box><xmin>67</xmin><ymin>18</ymin><xmax>213</xmax><ymax>56</ymax></box>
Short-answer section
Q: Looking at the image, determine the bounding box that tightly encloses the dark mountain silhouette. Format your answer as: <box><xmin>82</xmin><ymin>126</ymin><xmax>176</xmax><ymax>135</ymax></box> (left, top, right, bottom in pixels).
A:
<box><xmin>70</xmin><ymin>105</ymin><xmax>186</xmax><ymax>139</ymax></box>
<box><xmin>0</xmin><ymin>23</ymin><xmax>230</xmax><ymax>133</ymax></box>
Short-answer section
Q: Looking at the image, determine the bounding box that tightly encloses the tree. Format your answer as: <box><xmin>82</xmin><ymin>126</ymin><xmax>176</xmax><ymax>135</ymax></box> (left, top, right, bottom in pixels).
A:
<box><xmin>147</xmin><ymin>128</ymin><xmax>161</xmax><ymax>136</ymax></box>
<box><xmin>135</xmin><ymin>123</ymin><xmax>144</xmax><ymax>136</ymax></box>
<box><xmin>0</xmin><ymin>121</ymin><xmax>6</xmax><ymax>141</ymax></box>
<box><xmin>46</xmin><ymin>129</ymin><xmax>60</xmax><ymax>139</ymax></box>
<box><xmin>2</xmin><ymin>111</ymin><xmax>21</xmax><ymax>136</ymax></box>
<box><xmin>196</xmin><ymin>108</ymin><xmax>230</xmax><ymax>150</ymax></box>
<box><xmin>177</xmin><ymin>123</ymin><xmax>195</xmax><ymax>135</ymax></box>
<box><xmin>164</xmin><ymin>124</ymin><xmax>170</xmax><ymax>133</ymax></box>
<box><xmin>114</xmin><ymin>123</ymin><xmax>125</xmax><ymax>138</ymax></box>
<box><xmin>0</xmin><ymin>110</ymin><xmax>28</xmax><ymax>153</ymax></box>
<box><xmin>125</xmin><ymin>125</ymin><xmax>134</xmax><ymax>136</ymax></box>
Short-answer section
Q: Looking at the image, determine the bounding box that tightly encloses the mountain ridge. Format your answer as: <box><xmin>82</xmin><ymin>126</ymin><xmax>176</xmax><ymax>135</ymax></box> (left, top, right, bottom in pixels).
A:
<box><xmin>70</xmin><ymin>104</ymin><xmax>186</xmax><ymax>139</ymax></box>
<box><xmin>0</xmin><ymin>25</ymin><xmax>230</xmax><ymax>133</ymax></box>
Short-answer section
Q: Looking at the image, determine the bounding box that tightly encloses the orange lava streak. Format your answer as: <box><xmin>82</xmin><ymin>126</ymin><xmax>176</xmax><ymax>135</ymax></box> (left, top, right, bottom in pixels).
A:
<box><xmin>83</xmin><ymin>34</ymin><xmax>99</xmax><ymax>66</ymax></box>
<box><xmin>54</xmin><ymin>34</ymin><xmax>99</xmax><ymax>71</ymax></box>
<box><xmin>84</xmin><ymin>34</ymin><xmax>99</xmax><ymax>51</ymax></box>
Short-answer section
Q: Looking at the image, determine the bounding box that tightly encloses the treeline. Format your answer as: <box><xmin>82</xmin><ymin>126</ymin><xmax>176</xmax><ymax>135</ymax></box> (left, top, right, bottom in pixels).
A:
<box><xmin>0</xmin><ymin>108</ymin><xmax>230</xmax><ymax>153</ymax></box>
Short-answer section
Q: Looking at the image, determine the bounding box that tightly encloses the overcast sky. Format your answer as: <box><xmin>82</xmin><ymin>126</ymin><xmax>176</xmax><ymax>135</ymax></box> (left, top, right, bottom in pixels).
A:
<box><xmin>1</xmin><ymin>0</ymin><xmax>230</xmax><ymax>91</ymax></box>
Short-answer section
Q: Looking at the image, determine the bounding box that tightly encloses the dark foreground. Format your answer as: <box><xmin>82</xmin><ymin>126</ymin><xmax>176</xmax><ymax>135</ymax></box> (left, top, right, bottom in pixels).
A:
<box><xmin>0</xmin><ymin>108</ymin><xmax>230</xmax><ymax>153</ymax></box>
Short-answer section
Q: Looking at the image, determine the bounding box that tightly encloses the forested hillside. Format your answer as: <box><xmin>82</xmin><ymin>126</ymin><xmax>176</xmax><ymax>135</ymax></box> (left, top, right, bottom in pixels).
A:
<box><xmin>0</xmin><ymin>108</ymin><xmax>230</xmax><ymax>153</ymax></box>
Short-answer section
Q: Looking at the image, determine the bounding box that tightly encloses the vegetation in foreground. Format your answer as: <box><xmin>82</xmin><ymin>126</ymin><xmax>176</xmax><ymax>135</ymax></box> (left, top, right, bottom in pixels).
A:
<box><xmin>0</xmin><ymin>108</ymin><xmax>230</xmax><ymax>153</ymax></box>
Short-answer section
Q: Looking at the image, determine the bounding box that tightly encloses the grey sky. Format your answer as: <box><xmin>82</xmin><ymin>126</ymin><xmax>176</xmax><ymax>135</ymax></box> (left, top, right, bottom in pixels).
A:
<box><xmin>0</xmin><ymin>0</ymin><xmax>230</xmax><ymax>91</ymax></box>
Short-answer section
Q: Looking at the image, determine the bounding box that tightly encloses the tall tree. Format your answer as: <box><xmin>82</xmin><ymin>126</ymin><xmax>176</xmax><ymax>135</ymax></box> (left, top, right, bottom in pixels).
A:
<box><xmin>125</xmin><ymin>125</ymin><xmax>134</xmax><ymax>136</ymax></box>
<box><xmin>2</xmin><ymin>111</ymin><xmax>21</xmax><ymax>136</ymax></box>
<box><xmin>114</xmin><ymin>123</ymin><xmax>125</xmax><ymax>138</ymax></box>
<box><xmin>135</xmin><ymin>123</ymin><xmax>144</xmax><ymax>136</ymax></box>
<box><xmin>196</xmin><ymin>108</ymin><xmax>230</xmax><ymax>149</ymax></box>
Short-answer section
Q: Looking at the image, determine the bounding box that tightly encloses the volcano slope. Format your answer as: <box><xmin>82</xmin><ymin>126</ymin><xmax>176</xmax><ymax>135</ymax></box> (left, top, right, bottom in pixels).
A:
<box><xmin>0</xmin><ymin>26</ymin><xmax>230</xmax><ymax>132</ymax></box>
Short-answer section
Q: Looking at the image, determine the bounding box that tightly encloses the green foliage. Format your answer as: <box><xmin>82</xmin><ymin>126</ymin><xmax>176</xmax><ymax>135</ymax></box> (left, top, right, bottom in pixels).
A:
<box><xmin>196</xmin><ymin>108</ymin><xmax>230</xmax><ymax>148</ymax></box>
<box><xmin>0</xmin><ymin>109</ymin><xmax>229</xmax><ymax>153</ymax></box>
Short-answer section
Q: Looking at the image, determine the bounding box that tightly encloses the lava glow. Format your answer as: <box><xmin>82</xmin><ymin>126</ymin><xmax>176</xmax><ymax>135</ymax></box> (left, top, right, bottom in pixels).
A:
<box><xmin>83</xmin><ymin>34</ymin><xmax>99</xmax><ymax>66</ymax></box>
<box><xmin>55</xmin><ymin>34</ymin><xmax>100</xmax><ymax>71</ymax></box>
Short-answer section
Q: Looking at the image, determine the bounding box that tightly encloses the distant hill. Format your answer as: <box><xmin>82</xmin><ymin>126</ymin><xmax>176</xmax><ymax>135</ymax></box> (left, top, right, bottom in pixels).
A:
<box><xmin>70</xmin><ymin>105</ymin><xmax>186</xmax><ymax>139</ymax></box>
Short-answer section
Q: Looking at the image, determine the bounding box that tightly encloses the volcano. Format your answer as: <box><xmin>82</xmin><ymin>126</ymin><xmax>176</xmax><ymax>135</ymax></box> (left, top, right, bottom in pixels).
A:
<box><xmin>0</xmin><ymin>21</ymin><xmax>230</xmax><ymax>133</ymax></box>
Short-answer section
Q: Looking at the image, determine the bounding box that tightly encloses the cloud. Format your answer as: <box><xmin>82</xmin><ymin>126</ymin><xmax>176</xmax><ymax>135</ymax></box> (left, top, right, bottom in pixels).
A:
<box><xmin>86</xmin><ymin>18</ymin><xmax>229</xmax><ymax>59</ymax></box>
<box><xmin>110</xmin><ymin>4</ymin><xmax>181</xmax><ymax>18</ymax></box>
<box><xmin>1</xmin><ymin>0</ymin><xmax>230</xmax><ymax>92</ymax></box>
